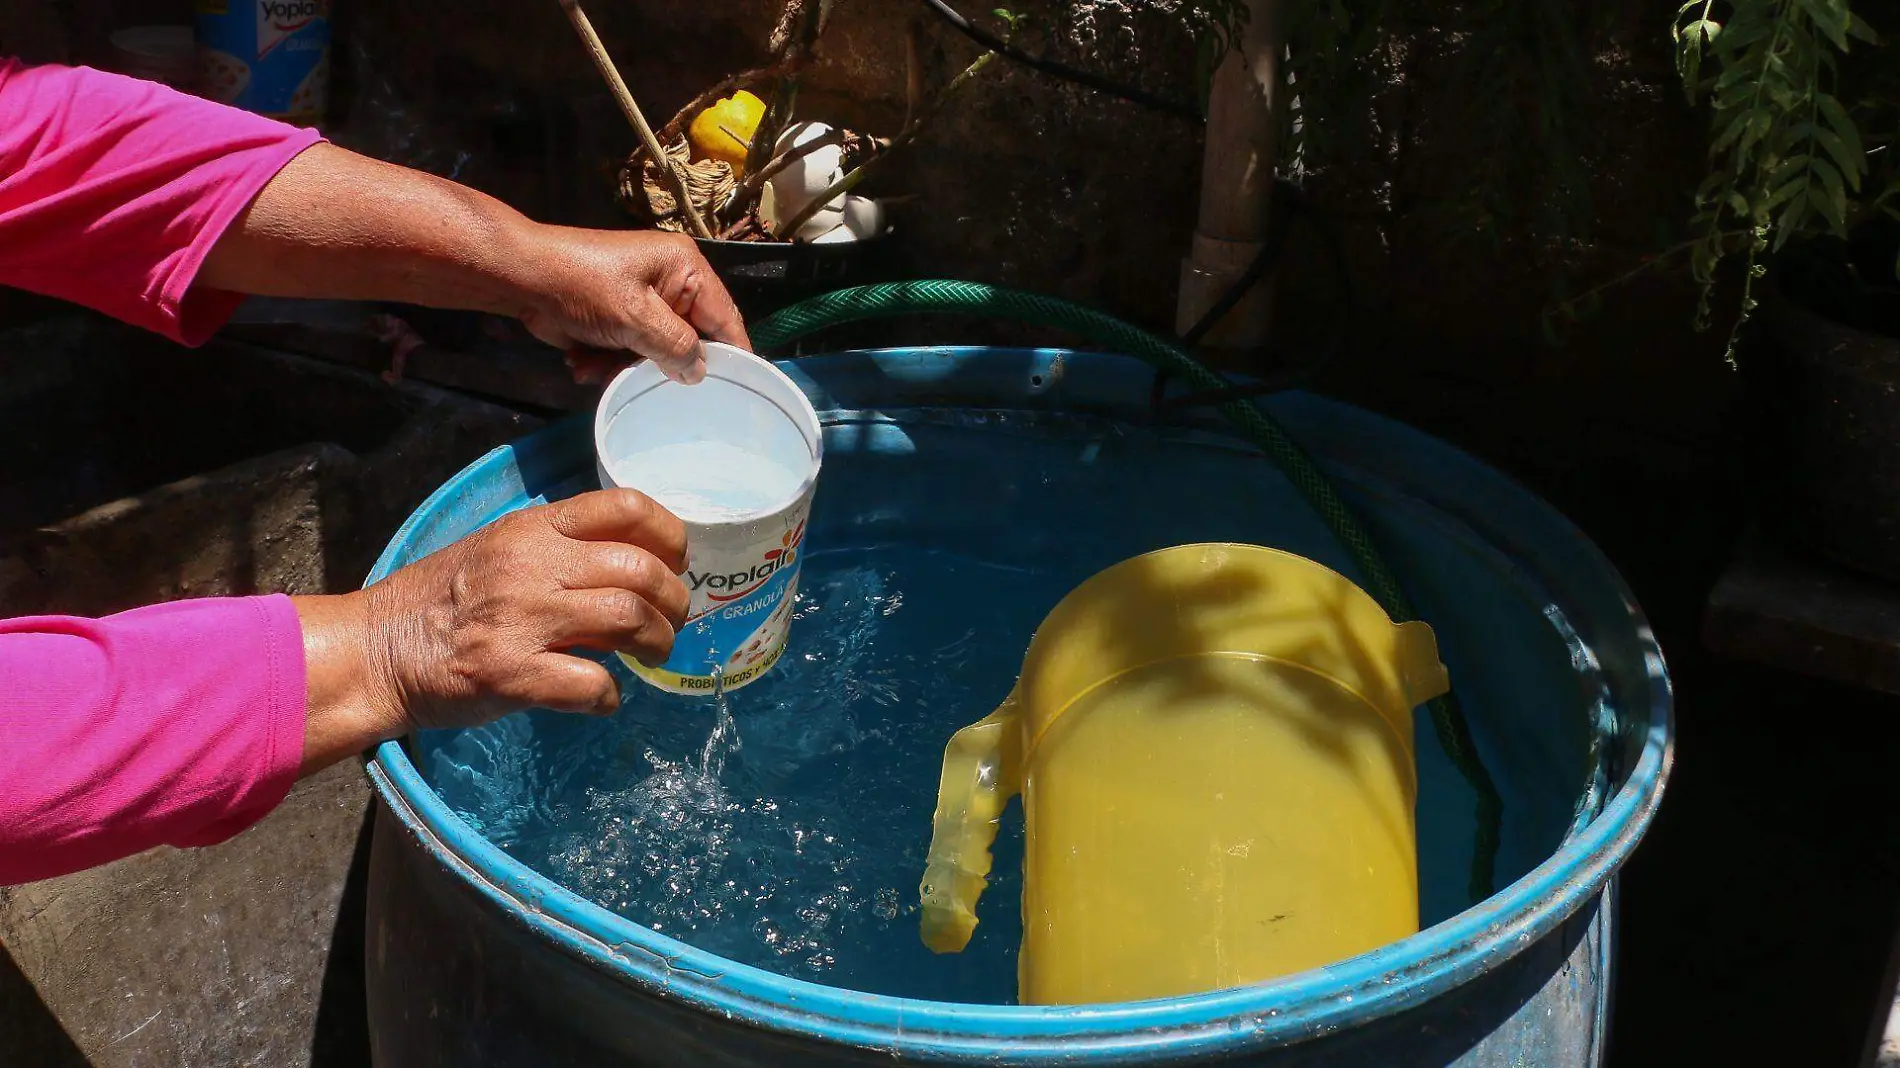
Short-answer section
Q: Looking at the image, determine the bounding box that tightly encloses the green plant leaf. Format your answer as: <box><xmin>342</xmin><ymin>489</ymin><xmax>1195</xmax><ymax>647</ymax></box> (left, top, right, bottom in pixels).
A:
<box><xmin>1715</xmin><ymin>58</ymin><xmax>1769</xmax><ymax>92</ymax></box>
<box><xmin>1695</xmin><ymin>170</ymin><xmax>1741</xmax><ymax>209</ymax></box>
<box><xmin>1712</xmin><ymin>107</ymin><xmax>1763</xmax><ymax>153</ymax></box>
<box><xmin>1770</xmin><ymin>150</ymin><xmax>1812</xmax><ymax>178</ymax></box>
<box><xmin>1739</xmin><ymin>109</ymin><xmax>1776</xmax><ymax>156</ymax></box>
<box><xmin>1690</xmin><ymin>240</ymin><xmax>1722</xmax><ymax>285</ymax></box>
<box><xmin>1714</xmin><ymin>17</ymin><xmax>1772</xmax><ymax>52</ymax></box>
<box><xmin>1815</xmin><ymin>92</ymin><xmax>1866</xmax><ymax>160</ymax></box>
<box><xmin>1676</xmin><ymin>18</ymin><xmax>1719</xmax><ymax>91</ymax></box>
<box><xmin>1811</xmin><ymin>126</ymin><xmax>1865</xmax><ymax>189</ymax></box>
<box><xmin>1847</xmin><ymin>11</ymin><xmax>1879</xmax><ymax>44</ymax></box>
<box><xmin>1809</xmin><ymin>156</ymin><xmax>1850</xmax><ymax>231</ymax></box>
<box><xmin>1766</xmin><ymin>174</ymin><xmax>1810</xmax><ymax>210</ymax></box>
<box><xmin>1795</xmin><ymin>0</ymin><xmax>1851</xmax><ymax>51</ymax></box>
<box><xmin>1773</xmin><ymin>195</ymin><xmax>1814</xmax><ymax>251</ymax></box>
<box><xmin>1678</xmin><ymin>52</ymin><xmax>1704</xmax><ymax>97</ymax></box>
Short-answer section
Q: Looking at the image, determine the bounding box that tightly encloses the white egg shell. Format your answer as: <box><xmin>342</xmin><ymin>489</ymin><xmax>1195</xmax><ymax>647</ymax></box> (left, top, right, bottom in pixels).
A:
<box><xmin>839</xmin><ymin>196</ymin><xmax>886</xmax><ymax>239</ymax></box>
<box><xmin>761</xmin><ymin>183</ymin><xmax>844</xmax><ymax>242</ymax></box>
<box><xmin>763</xmin><ymin>121</ymin><xmax>847</xmax><ymax>238</ymax></box>
<box><xmin>809</xmin><ymin>222</ymin><xmax>856</xmax><ymax>244</ymax></box>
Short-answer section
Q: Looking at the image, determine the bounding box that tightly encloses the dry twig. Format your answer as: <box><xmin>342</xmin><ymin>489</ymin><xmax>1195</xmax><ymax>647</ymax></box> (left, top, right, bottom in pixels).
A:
<box><xmin>558</xmin><ymin>0</ymin><xmax>711</xmax><ymax>238</ymax></box>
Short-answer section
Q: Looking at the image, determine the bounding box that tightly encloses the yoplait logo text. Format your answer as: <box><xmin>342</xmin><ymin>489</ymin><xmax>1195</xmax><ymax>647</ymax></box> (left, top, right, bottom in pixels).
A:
<box><xmin>259</xmin><ymin>0</ymin><xmax>323</xmax><ymax>30</ymax></box>
<box><xmin>688</xmin><ymin>520</ymin><xmax>806</xmax><ymax>603</ymax></box>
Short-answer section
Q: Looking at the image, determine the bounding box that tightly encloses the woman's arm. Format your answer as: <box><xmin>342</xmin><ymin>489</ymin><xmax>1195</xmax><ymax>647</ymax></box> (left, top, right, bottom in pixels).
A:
<box><xmin>0</xmin><ymin>59</ymin><xmax>321</xmax><ymax>344</ymax></box>
<box><xmin>197</xmin><ymin>143</ymin><xmax>746</xmax><ymax>384</ymax></box>
<box><xmin>0</xmin><ymin>60</ymin><xmax>745</xmax><ymax>383</ymax></box>
<box><xmin>0</xmin><ymin>490</ymin><xmax>689</xmax><ymax>885</ymax></box>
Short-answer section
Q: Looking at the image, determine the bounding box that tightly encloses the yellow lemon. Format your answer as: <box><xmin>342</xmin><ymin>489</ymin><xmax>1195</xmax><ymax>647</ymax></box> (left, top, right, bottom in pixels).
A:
<box><xmin>687</xmin><ymin>90</ymin><xmax>766</xmax><ymax>172</ymax></box>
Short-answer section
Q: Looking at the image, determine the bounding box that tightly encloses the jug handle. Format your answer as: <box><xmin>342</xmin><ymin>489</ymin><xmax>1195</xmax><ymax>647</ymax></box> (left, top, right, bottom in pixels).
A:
<box><xmin>1393</xmin><ymin>620</ymin><xmax>1453</xmax><ymax>707</ymax></box>
<box><xmin>918</xmin><ymin>693</ymin><xmax>1024</xmax><ymax>954</ymax></box>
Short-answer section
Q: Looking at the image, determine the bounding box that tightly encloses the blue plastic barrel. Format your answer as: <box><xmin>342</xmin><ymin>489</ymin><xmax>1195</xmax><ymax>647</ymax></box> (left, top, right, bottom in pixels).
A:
<box><xmin>363</xmin><ymin>347</ymin><xmax>1672</xmax><ymax>1066</ymax></box>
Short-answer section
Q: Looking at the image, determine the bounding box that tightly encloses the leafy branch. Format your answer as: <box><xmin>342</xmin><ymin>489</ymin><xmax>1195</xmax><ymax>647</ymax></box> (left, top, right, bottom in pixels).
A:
<box><xmin>1543</xmin><ymin>232</ymin><xmax>1751</xmax><ymax>343</ymax></box>
<box><xmin>1676</xmin><ymin>0</ymin><xmax>1890</xmax><ymax>358</ymax></box>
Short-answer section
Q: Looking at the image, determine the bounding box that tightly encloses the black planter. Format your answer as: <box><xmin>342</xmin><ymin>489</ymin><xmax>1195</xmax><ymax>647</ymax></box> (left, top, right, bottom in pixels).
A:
<box><xmin>695</xmin><ymin>235</ymin><xmax>898</xmax><ymax>351</ymax></box>
<box><xmin>1764</xmin><ymin>223</ymin><xmax>1900</xmax><ymax>579</ymax></box>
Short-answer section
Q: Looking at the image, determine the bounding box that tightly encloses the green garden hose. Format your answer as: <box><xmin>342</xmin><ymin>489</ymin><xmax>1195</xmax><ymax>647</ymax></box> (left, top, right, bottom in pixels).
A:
<box><xmin>754</xmin><ymin>279</ymin><xmax>1503</xmax><ymax>903</ymax></box>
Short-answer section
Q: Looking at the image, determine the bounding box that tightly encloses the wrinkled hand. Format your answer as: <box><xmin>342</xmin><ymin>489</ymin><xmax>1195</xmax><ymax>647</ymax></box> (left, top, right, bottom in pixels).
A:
<box><xmin>295</xmin><ymin>491</ymin><xmax>691</xmax><ymax>771</ymax></box>
<box><xmin>516</xmin><ymin>229</ymin><xmax>750</xmax><ymax>387</ymax></box>
<box><xmin>371</xmin><ymin>490</ymin><xmax>690</xmax><ymax>728</ymax></box>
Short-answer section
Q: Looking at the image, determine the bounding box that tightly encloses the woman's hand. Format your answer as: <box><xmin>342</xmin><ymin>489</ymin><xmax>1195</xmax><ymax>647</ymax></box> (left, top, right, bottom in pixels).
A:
<box><xmin>293</xmin><ymin>490</ymin><xmax>690</xmax><ymax>774</ymax></box>
<box><xmin>520</xmin><ymin>229</ymin><xmax>749</xmax><ymax>387</ymax></box>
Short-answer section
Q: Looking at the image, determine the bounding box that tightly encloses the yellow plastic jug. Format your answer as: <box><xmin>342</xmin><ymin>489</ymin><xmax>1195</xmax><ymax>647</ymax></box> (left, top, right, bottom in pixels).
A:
<box><xmin>918</xmin><ymin>543</ymin><xmax>1452</xmax><ymax>1004</ymax></box>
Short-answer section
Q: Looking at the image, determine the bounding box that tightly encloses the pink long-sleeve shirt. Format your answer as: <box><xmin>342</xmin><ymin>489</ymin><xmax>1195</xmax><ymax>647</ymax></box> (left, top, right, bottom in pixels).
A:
<box><xmin>0</xmin><ymin>60</ymin><xmax>324</xmax><ymax>884</ymax></box>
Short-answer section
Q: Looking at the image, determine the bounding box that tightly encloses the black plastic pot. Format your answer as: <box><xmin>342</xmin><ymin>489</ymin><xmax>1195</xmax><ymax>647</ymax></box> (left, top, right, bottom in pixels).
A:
<box><xmin>695</xmin><ymin>235</ymin><xmax>898</xmax><ymax>351</ymax></box>
<box><xmin>1762</xmin><ymin>222</ymin><xmax>1900</xmax><ymax>579</ymax></box>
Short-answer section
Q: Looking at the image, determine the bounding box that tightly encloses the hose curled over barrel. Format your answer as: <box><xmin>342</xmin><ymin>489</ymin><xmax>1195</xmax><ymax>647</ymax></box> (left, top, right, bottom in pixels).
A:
<box><xmin>754</xmin><ymin>279</ymin><xmax>1503</xmax><ymax>902</ymax></box>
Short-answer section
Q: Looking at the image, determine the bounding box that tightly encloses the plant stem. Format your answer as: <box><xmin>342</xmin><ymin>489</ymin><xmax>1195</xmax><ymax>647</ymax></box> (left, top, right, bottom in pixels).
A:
<box><xmin>904</xmin><ymin>20</ymin><xmax>926</xmax><ymax>130</ymax></box>
<box><xmin>1553</xmin><ymin>231</ymin><xmax>1752</xmax><ymax>317</ymax></box>
<box><xmin>558</xmin><ymin>0</ymin><xmax>712</xmax><ymax>238</ymax></box>
<box><xmin>747</xmin><ymin>0</ymin><xmax>830</xmax><ymax>176</ymax></box>
<box><xmin>777</xmin><ymin>50</ymin><xmax>997</xmax><ymax>239</ymax></box>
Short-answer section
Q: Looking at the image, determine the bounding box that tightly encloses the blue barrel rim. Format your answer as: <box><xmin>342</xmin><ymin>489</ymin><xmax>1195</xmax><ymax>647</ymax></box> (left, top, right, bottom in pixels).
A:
<box><xmin>366</xmin><ymin>347</ymin><xmax>1673</xmax><ymax>1062</ymax></box>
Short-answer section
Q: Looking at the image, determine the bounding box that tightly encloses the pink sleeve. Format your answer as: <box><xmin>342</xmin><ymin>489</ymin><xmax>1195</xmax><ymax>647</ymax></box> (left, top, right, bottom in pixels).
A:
<box><xmin>0</xmin><ymin>595</ymin><xmax>308</xmax><ymax>885</ymax></box>
<box><xmin>0</xmin><ymin>59</ymin><xmax>324</xmax><ymax>345</ymax></box>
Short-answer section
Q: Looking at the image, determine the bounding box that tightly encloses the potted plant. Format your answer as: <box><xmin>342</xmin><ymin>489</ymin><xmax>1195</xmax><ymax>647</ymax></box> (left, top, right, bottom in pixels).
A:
<box><xmin>602</xmin><ymin>0</ymin><xmax>997</xmax><ymax>326</ymax></box>
<box><xmin>1672</xmin><ymin>1</ymin><xmax>1900</xmax><ymax>576</ymax></box>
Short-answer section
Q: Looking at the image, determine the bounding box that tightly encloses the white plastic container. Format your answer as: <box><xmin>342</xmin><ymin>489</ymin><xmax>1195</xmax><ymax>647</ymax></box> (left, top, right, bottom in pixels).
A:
<box><xmin>194</xmin><ymin>0</ymin><xmax>332</xmax><ymax>121</ymax></box>
<box><xmin>594</xmin><ymin>342</ymin><xmax>823</xmax><ymax>694</ymax></box>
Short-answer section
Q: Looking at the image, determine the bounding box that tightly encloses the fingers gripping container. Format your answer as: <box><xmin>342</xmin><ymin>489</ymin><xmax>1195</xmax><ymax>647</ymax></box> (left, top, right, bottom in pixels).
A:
<box><xmin>595</xmin><ymin>343</ymin><xmax>822</xmax><ymax>695</ymax></box>
<box><xmin>919</xmin><ymin>544</ymin><xmax>1452</xmax><ymax>1005</ymax></box>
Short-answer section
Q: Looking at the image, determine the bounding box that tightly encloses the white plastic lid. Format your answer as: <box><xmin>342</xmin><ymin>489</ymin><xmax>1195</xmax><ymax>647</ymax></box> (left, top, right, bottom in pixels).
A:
<box><xmin>594</xmin><ymin>343</ymin><xmax>824</xmax><ymax>521</ymax></box>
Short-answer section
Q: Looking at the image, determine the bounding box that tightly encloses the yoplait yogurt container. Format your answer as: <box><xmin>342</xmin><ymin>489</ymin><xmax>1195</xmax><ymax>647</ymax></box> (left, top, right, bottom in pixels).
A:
<box><xmin>594</xmin><ymin>343</ymin><xmax>823</xmax><ymax>694</ymax></box>
<box><xmin>195</xmin><ymin>0</ymin><xmax>332</xmax><ymax>121</ymax></box>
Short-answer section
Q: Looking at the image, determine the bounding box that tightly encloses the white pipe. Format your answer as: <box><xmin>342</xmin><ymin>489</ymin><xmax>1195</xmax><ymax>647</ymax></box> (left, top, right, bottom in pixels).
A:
<box><xmin>1176</xmin><ymin>0</ymin><xmax>1280</xmax><ymax>349</ymax></box>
